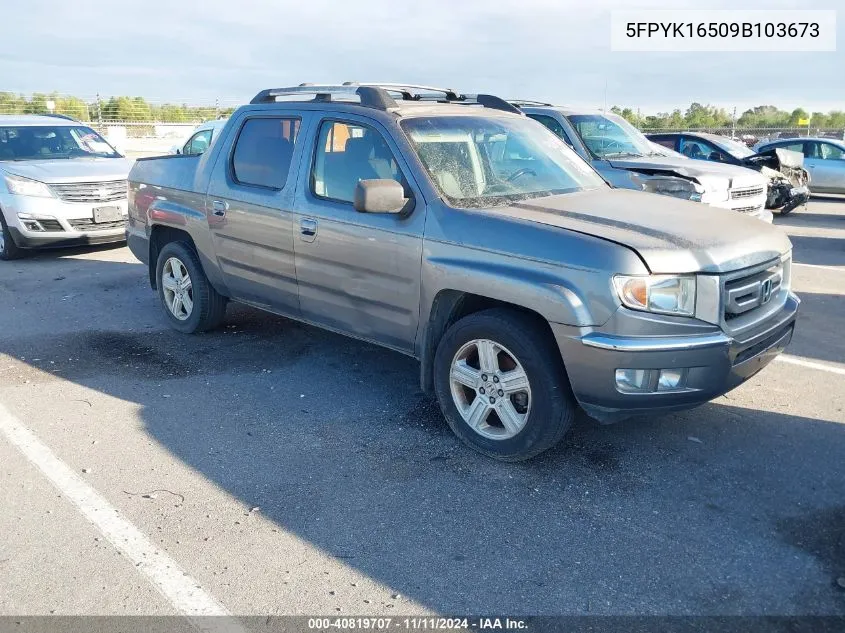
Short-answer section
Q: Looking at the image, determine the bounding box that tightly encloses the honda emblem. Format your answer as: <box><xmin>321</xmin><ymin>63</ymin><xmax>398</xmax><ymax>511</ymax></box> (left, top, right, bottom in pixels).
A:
<box><xmin>761</xmin><ymin>278</ymin><xmax>773</xmax><ymax>305</ymax></box>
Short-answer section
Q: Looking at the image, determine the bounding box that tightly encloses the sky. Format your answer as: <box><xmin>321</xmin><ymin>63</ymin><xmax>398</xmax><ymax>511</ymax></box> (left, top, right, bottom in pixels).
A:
<box><xmin>1</xmin><ymin>0</ymin><xmax>842</xmax><ymax>114</ymax></box>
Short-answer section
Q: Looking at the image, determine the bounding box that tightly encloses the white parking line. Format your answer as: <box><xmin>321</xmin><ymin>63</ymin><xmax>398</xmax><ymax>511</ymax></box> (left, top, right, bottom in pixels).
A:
<box><xmin>0</xmin><ymin>401</ymin><xmax>240</xmax><ymax>630</ymax></box>
<box><xmin>793</xmin><ymin>262</ymin><xmax>845</xmax><ymax>273</ymax></box>
<box><xmin>775</xmin><ymin>354</ymin><xmax>845</xmax><ymax>376</ymax></box>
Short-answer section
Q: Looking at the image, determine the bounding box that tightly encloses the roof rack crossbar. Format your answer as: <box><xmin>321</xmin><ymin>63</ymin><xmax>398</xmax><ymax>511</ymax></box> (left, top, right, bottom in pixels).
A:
<box><xmin>249</xmin><ymin>85</ymin><xmax>397</xmax><ymax>110</ymax></box>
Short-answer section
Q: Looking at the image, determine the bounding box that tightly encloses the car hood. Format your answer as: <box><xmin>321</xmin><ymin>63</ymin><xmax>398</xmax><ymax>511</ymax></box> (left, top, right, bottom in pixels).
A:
<box><xmin>487</xmin><ymin>188</ymin><xmax>791</xmax><ymax>274</ymax></box>
<box><xmin>0</xmin><ymin>158</ymin><xmax>134</xmax><ymax>183</ymax></box>
<box><xmin>606</xmin><ymin>155</ymin><xmax>764</xmax><ymax>190</ymax></box>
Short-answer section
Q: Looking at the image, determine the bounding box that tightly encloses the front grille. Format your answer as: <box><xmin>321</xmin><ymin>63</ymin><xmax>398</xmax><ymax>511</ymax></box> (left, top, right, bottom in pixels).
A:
<box><xmin>37</xmin><ymin>219</ymin><xmax>64</xmax><ymax>232</ymax></box>
<box><xmin>734</xmin><ymin>205</ymin><xmax>763</xmax><ymax>215</ymax></box>
<box><xmin>731</xmin><ymin>186</ymin><xmax>765</xmax><ymax>200</ymax></box>
<box><xmin>50</xmin><ymin>180</ymin><xmax>127</xmax><ymax>203</ymax></box>
<box><xmin>721</xmin><ymin>257</ymin><xmax>789</xmax><ymax>333</ymax></box>
<box><xmin>68</xmin><ymin>218</ymin><xmax>126</xmax><ymax>232</ymax></box>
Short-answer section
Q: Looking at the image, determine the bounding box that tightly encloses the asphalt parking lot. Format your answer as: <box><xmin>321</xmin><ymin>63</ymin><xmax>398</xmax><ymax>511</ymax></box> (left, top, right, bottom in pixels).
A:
<box><xmin>0</xmin><ymin>197</ymin><xmax>843</xmax><ymax>620</ymax></box>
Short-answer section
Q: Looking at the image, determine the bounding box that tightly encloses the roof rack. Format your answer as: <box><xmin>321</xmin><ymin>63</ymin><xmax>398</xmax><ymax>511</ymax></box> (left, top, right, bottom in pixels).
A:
<box><xmin>345</xmin><ymin>83</ymin><xmax>522</xmax><ymax>115</ymax></box>
<box><xmin>250</xmin><ymin>85</ymin><xmax>397</xmax><ymax>110</ymax></box>
<box><xmin>343</xmin><ymin>82</ymin><xmax>462</xmax><ymax>101</ymax></box>
<box><xmin>509</xmin><ymin>100</ymin><xmax>554</xmax><ymax>108</ymax></box>
<box><xmin>250</xmin><ymin>83</ymin><xmax>523</xmax><ymax>115</ymax></box>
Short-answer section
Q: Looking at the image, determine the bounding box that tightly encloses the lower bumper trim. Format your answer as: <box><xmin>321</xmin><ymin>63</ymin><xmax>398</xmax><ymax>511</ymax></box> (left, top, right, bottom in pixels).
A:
<box><xmin>581</xmin><ymin>331</ymin><xmax>731</xmax><ymax>352</ymax></box>
<box><xmin>8</xmin><ymin>226</ymin><xmax>125</xmax><ymax>250</ymax></box>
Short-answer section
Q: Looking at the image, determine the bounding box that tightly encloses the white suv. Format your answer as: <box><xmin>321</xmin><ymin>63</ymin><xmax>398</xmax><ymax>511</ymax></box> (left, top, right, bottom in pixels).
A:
<box><xmin>514</xmin><ymin>103</ymin><xmax>772</xmax><ymax>222</ymax></box>
<box><xmin>0</xmin><ymin>114</ymin><xmax>133</xmax><ymax>260</ymax></box>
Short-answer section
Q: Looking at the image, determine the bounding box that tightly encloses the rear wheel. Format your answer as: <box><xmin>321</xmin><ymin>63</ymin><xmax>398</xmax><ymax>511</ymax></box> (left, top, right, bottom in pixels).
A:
<box><xmin>434</xmin><ymin>308</ymin><xmax>576</xmax><ymax>461</ymax></box>
<box><xmin>0</xmin><ymin>212</ymin><xmax>24</xmax><ymax>261</ymax></box>
<box><xmin>155</xmin><ymin>241</ymin><xmax>226</xmax><ymax>333</ymax></box>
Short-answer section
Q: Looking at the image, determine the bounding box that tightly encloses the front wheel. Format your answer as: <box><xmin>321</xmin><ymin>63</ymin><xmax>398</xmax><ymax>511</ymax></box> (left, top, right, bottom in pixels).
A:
<box><xmin>155</xmin><ymin>241</ymin><xmax>227</xmax><ymax>333</ymax></box>
<box><xmin>433</xmin><ymin>308</ymin><xmax>576</xmax><ymax>461</ymax></box>
<box><xmin>0</xmin><ymin>212</ymin><xmax>25</xmax><ymax>261</ymax></box>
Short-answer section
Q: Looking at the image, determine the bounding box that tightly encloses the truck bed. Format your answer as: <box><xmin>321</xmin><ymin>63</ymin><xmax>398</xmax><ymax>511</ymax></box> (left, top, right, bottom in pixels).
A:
<box><xmin>129</xmin><ymin>155</ymin><xmax>205</xmax><ymax>192</ymax></box>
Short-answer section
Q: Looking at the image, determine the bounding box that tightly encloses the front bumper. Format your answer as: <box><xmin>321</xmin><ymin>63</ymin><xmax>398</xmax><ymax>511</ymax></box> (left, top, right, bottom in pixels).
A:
<box><xmin>1</xmin><ymin>194</ymin><xmax>127</xmax><ymax>250</ymax></box>
<box><xmin>553</xmin><ymin>293</ymin><xmax>799</xmax><ymax>422</ymax></box>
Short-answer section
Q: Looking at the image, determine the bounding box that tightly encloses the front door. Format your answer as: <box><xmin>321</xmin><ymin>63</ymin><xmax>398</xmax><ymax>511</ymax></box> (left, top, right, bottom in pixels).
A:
<box><xmin>291</xmin><ymin>114</ymin><xmax>425</xmax><ymax>353</ymax></box>
<box><xmin>804</xmin><ymin>141</ymin><xmax>845</xmax><ymax>193</ymax></box>
<box><xmin>206</xmin><ymin>112</ymin><xmax>309</xmax><ymax>315</ymax></box>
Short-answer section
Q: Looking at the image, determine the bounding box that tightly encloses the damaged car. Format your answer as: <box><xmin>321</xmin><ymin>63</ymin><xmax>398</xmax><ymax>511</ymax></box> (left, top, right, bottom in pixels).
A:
<box><xmin>647</xmin><ymin>132</ymin><xmax>810</xmax><ymax>215</ymax></box>
<box><xmin>512</xmin><ymin>102</ymin><xmax>772</xmax><ymax>222</ymax></box>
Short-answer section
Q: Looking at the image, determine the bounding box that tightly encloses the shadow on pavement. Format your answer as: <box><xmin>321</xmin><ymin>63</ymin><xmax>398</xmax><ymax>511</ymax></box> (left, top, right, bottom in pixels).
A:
<box><xmin>788</xmin><ymin>291</ymin><xmax>845</xmax><ymax>365</ymax></box>
<box><xmin>2</xmin><ymin>252</ymin><xmax>844</xmax><ymax>616</ymax></box>
<box><xmin>787</xmin><ymin>235</ymin><xmax>845</xmax><ymax>268</ymax></box>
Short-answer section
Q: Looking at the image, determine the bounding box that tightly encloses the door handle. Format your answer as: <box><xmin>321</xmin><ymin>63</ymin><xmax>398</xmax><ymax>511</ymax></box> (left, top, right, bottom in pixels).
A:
<box><xmin>211</xmin><ymin>200</ymin><xmax>228</xmax><ymax>216</ymax></box>
<box><xmin>300</xmin><ymin>218</ymin><xmax>317</xmax><ymax>241</ymax></box>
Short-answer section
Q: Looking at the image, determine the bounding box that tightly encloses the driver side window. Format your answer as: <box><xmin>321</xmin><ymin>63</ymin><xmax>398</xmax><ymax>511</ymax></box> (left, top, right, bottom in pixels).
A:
<box><xmin>680</xmin><ymin>137</ymin><xmax>719</xmax><ymax>161</ymax></box>
<box><xmin>527</xmin><ymin>114</ymin><xmax>575</xmax><ymax>147</ymax></box>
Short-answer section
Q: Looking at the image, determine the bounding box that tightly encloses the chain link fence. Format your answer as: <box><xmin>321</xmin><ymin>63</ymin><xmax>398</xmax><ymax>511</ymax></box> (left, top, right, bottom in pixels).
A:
<box><xmin>3</xmin><ymin>92</ymin><xmax>844</xmax><ymax>156</ymax></box>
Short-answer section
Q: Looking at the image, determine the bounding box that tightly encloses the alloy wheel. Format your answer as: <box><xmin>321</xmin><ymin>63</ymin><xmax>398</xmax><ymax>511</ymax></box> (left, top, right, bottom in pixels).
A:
<box><xmin>449</xmin><ymin>338</ymin><xmax>532</xmax><ymax>440</ymax></box>
<box><xmin>161</xmin><ymin>257</ymin><xmax>194</xmax><ymax>321</ymax></box>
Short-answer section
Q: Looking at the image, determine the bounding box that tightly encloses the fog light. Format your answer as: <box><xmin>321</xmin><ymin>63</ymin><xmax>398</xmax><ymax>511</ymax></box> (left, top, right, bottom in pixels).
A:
<box><xmin>615</xmin><ymin>369</ymin><xmax>649</xmax><ymax>392</ymax></box>
<box><xmin>23</xmin><ymin>221</ymin><xmax>44</xmax><ymax>231</ymax></box>
<box><xmin>657</xmin><ymin>369</ymin><xmax>685</xmax><ymax>391</ymax></box>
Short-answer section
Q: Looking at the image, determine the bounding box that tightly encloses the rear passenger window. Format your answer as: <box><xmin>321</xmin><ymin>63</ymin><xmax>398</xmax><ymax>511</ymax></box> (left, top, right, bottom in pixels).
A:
<box><xmin>232</xmin><ymin>117</ymin><xmax>300</xmax><ymax>189</ymax></box>
<box><xmin>311</xmin><ymin>120</ymin><xmax>403</xmax><ymax>204</ymax></box>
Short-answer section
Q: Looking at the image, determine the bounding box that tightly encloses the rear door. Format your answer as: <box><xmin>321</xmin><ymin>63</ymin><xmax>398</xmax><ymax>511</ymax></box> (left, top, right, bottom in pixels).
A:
<box><xmin>206</xmin><ymin>111</ymin><xmax>311</xmax><ymax>315</ymax></box>
<box><xmin>291</xmin><ymin>113</ymin><xmax>425</xmax><ymax>353</ymax></box>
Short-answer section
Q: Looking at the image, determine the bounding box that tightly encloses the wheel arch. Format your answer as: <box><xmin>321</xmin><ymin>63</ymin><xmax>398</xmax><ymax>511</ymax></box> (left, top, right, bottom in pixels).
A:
<box><xmin>147</xmin><ymin>225</ymin><xmax>199</xmax><ymax>290</ymax></box>
<box><xmin>418</xmin><ymin>290</ymin><xmax>563</xmax><ymax>394</ymax></box>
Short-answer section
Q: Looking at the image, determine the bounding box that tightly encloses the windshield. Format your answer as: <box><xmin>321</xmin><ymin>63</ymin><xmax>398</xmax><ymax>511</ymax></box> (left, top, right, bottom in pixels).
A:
<box><xmin>566</xmin><ymin>113</ymin><xmax>657</xmax><ymax>159</ymax></box>
<box><xmin>707</xmin><ymin>135</ymin><xmax>754</xmax><ymax>158</ymax></box>
<box><xmin>401</xmin><ymin>115</ymin><xmax>605</xmax><ymax>208</ymax></box>
<box><xmin>0</xmin><ymin>125</ymin><xmax>121</xmax><ymax>161</ymax></box>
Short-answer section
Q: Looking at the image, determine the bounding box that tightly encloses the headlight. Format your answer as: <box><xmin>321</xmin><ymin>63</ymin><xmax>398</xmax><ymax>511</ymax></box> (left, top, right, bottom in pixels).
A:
<box><xmin>641</xmin><ymin>176</ymin><xmax>704</xmax><ymax>202</ymax></box>
<box><xmin>613</xmin><ymin>274</ymin><xmax>696</xmax><ymax>317</ymax></box>
<box><xmin>3</xmin><ymin>174</ymin><xmax>54</xmax><ymax>198</ymax></box>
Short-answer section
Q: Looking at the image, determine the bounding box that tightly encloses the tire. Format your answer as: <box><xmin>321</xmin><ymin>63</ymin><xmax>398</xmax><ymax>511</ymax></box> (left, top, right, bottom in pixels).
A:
<box><xmin>433</xmin><ymin>308</ymin><xmax>576</xmax><ymax>461</ymax></box>
<box><xmin>0</xmin><ymin>212</ymin><xmax>25</xmax><ymax>261</ymax></box>
<box><xmin>155</xmin><ymin>241</ymin><xmax>226</xmax><ymax>333</ymax></box>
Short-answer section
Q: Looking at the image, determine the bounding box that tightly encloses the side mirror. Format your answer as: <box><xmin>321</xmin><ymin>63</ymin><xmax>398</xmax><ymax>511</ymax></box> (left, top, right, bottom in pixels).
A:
<box><xmin>175</xmin><ymin>148</ymin><xmax>182</xmax><ymax>155</ymax></box>
<box><xmin>354</xmin><ymin>179</ymin><xmax>407</xmax><ymax>214</ymax></box>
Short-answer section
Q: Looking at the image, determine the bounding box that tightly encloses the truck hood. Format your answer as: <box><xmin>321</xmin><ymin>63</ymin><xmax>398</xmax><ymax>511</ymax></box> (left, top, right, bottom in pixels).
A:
<box><xmin>0</xmin><ymin>158</ymin><xmax>134</xmax><ymax>184</ymax></box>
<box><xmin>607</xmin><ymin>155</ymin><xmax>764</xmax><ymax>191</ymax></box>
<box><xmin>488</xmin><ymin>188</ymin><xmax>791</xmax><ymax>274</ymax></box>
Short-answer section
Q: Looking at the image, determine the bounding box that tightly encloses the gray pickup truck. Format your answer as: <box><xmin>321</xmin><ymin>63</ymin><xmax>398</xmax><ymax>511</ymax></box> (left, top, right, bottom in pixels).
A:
<box><xmin>127</xmin><ymin>83</ymin><xmax>799</xmax><ymax>461</ymax></box>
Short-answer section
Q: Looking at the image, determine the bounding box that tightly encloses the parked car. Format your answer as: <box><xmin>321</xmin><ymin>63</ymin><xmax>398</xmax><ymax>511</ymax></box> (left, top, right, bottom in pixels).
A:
<box><xmin>512</xmin><ymin>102</ymin><xmax>772</xmax><ymax>222</ymax></box>
<box><xmin>127</xmin><ymin>83</ymin><xmax>798</xmax><ymax>461</ymax></box>
<box><xmin>647</xmin><ymin>132</ymin><xmax>810</xmax><ymax>214</ymax></box>
<box><xmin>754</xmin><ymin>137</ymin><xmax>845</xmax><ymax>195</ymax></box>
<box><xmin>168</xmin><ymin>119</ymin><xmax>228</xmax><ymax>156</ymax></box>
<box><xmin>0</xmin><ymin>114</ymin><xmax>133</xmax><ymax>260</ymax></box>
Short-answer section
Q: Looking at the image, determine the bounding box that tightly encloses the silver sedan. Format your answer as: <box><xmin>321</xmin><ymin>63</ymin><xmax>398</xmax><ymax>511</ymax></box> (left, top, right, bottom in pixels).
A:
<box><xmin>756</xmin><ymin>137</ymin><xmax>845</xmax><ymax>194</ymax></box>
